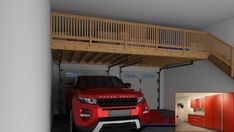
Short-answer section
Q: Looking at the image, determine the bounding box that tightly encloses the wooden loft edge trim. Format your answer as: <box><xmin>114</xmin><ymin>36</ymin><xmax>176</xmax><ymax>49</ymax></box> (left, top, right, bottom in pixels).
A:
<box><xmin>51</xmin><ymin>39</ymin><xmax>208</xmax><ymax>59</ymax></box>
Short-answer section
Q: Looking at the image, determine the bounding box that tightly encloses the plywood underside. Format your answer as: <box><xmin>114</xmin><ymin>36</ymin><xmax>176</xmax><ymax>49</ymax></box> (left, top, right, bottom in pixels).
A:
<box><xmin>52</xmin><ymin>50</ymin><xmax>200</xmax><ymax>67</ymax></box>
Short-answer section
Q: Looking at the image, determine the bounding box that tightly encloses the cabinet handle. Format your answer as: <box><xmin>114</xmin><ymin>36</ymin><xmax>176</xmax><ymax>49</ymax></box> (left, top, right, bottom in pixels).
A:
<box><xmin>192</xmin><ymin>119</ymin><xmax>199</xmax><ymax>122</ymax></box>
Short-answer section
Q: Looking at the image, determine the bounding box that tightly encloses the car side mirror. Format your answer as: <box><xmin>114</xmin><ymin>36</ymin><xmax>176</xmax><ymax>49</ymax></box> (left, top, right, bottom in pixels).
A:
<box><xmin>124</xmin><ymin>83</ymin><xmax>131</xmax><ymax>88</ymax></box>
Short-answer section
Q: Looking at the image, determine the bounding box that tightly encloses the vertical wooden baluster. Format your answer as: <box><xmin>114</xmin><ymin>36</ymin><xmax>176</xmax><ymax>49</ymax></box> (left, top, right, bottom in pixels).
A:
<box><xmin>84</xmin><ymin>18</ymin><xmax>86</xmax><ymax>38</ymax></box>
<box><xmin>76</xmin><ymin>16</ymin><xmax>78</xmax><ymax>37</ymax></box>
<box><xmin>122</xmin><ymin>22</ymin><xmax>124</xmax><ymax>42</ymax></box>
<box><xmin>64</xmin><ymin>16</ymin><xmax>67</xmax><ymax>36</ymax></box>
<box><xmin>171</xmin><ymin>30</ymin><xmax>173</xmax><ymax>46</ymax></box>
<box><xmin>55</xmin><ymin>15</ymin><xmax>57</xmax><ymax>35</ymax></box>
<box><xmin>156</xmin><ymin>27</ymin><xmax>159</xmax><ymax>50</ymax></box>
<box><xmin>183</xmin><ymin>31</ymin><xmax>186</xmax><ymax>53</ymax></box>
<box><xmin>110</xmin><ymin>22</ymin><xmax>113</xmax><ymax>41</ymax></box>
<box><xmin>147</xmin><ymin>26</ymin><xmax>149</xmax><ymax>44</ymax></box>
<box><xmin>61</xmin><ymin>15</ymin><xmax>64</xmax><ymax>36</ymax></box>
<box><xmin>102</xmin><ymin>21</ymin><xmax>104</xmax><ymax>40</ymax></box>
<box><xmin>138</xmin><ymin>25</ymin><xmax>140</xmax><ymax>43</ymax></box>
<box><xmin>119</xmin><ymin>23</ymin><xmax>121</xmax><ymax>41</ymax></box>
<box><xmin>68</xmin><ymin>17</ymin><xmax>70</xmax><ymax>37</ymax></box>
<box><xmin>99</xmin><ymin>20</ymin><xmax>101</xmax><ymax>40</ymax></box>
<box><xmin>129</xmin><ymin>24</ymin><xmax>131</xmax><ymax>43</ymax></box>
<box><xmin>104</xmin><ymin>21</ymin><xmax>105</xmax><ymax>39</ymax></box>
<box><xmin>81</xmin><ymin>18</ymin><xmax>83</xmax><ymax>37</ymax></box>
<box><xmin>231</xmin><ymin>47</ymin><xmax>233</xmax><ymax>76</ymax></box>
<box><xmin>175</xmin><ymin>30</ymin><xmax>178</xmax><ymax>47</ymax></box>
<box><xmin>72</xmin><ymin>16</ymin><xmax>74</xmax><ymax>37</ymax></box>
<box><xmin>71</xmin><ymin>17</ymin><xmax>73</xmax><ymax>37</ymax></box>
<box><xmin>139</xmin><ymin>25</ymin><xmax>141</xmax><ymax>44</ymax></box>
<box><xmin>50</xmin><ymin>13</ymin><xmax>53</xmax><ymax>37</ymax></box>
<box><xmin>124</xmin><ymin>22</ymin><xmax>127</xmax><ymax>48</ymax></box>
<box><xmin>135</xmin><ymin>24</ymin><xmax>137</xmax><ymax>43</ymax></box>
<box><xmin>152</xmin><ymin>27</ymin><xmax>154</xmax><ymax>45</ymax></box>
<box><xmin>56</xmin><ymin>15</ymin><xmax>59</xmax><ymax>35</ymax></box>
<box><xmin>140</xmin><ymin>25</ymin><xmax>142</xmax><ymax>44</ymax></box>
<box><xmin>94</xmin><ymin>19</ymin><xmax>96</xmax><ymax>40</ymax></box>
<box><xmin>173</xmin><ymin>30</ymin><xmax>175</xmax><ymax>47</ymax></box>
<box><xmin>97</xmin><ymin>20</ymin><xmax>101</xmax><ymax>40</ymax></box>
<box><xmin>134</xmin><ymin>24</ymin><xmax>136</xmax><ymax>43</ymax></box>
<box><xmin>115</xmin><ymin>22</ymin><xmax>117</xmax><ymax>41</ymax></box>
<box><xmin>78</xmin><ymin>17</ymin><xmax>80</xmax><ymax>37</ymax></box>
<box><xmin>174</xmin><ymin>30</ymin><xmax>176</xmax><ymax>47</ymax></box>
<box><xmin>154</xmin><ymin>27</ymin><xmax>157</xmax><ymax>46</ymax></box>
<box><xmin>116</xmin><ymin>23</ymin><xmax>118</xmax><ymax>42</ymax></box>
<box><xmin>107</xmin><ymin>21</ymin><xmax>109</xmax><ymax>40</ymax></box>
<box><xmin>89</xmin><ymin>17</ymin><xmax>92</xmax><ymax>46</ymax></box>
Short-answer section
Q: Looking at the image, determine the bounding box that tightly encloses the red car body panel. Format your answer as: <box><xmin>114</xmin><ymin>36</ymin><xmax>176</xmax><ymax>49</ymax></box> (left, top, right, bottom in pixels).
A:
<box><xmin>66</xmin><ymin>83</ymin><xmax>149</xmax><ymax>129</ymax></box>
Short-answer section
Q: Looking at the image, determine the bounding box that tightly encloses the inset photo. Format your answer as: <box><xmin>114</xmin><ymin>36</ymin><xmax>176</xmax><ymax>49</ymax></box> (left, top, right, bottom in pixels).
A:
<box><xmin>176</xmin><ymin>92</ymin><xmax>234</xmax><ymax>132</ymax></box>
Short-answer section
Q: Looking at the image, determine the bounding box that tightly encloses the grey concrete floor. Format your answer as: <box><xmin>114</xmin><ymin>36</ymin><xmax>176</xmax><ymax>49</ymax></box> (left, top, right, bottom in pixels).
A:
<box><xmin>51</xmin><ymin>114</ymin><xmax>175</xmax><ymax>132</ymax></box>
<box><xmin>176</xmin><ymin>121</ymin><xmax>217</xmax><ymax>132</ymax></box>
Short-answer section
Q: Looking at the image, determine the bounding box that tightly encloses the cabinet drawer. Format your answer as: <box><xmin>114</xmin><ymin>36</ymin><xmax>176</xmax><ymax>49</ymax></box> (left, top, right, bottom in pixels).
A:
<box><xmin>188</xmin><ymin>115</ymin><xmax>204</xmax><ymax>127</ymax></box>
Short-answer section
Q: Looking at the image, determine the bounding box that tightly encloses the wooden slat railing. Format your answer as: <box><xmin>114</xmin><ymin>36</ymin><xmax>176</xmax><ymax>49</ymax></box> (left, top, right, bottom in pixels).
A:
<box><xmin>51</xmin><ymin>12</ymin><xmax>234</xmax><ymax>78</ymax></box>
<box><xmin>208</xmin><ymin>34</ymin><xmax>232</xmax><ymax>66</ymax></box>
<box><xmin>51</xmin><ymin>12</ymin><xmax>208</xmax><ymax>52</ymax></box>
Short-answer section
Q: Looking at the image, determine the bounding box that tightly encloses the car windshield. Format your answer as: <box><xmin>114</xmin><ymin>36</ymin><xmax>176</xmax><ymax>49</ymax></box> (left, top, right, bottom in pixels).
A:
<box><xmin>77</xmin><ymin>76</ymin><xmax>125</xmax><ymax>90</ymax></box>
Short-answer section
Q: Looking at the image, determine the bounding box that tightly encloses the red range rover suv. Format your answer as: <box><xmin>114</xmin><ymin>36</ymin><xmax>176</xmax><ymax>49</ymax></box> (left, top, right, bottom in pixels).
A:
<box><xmin>66</xmin><ymin>75</ymin><xmax>149</xmax><ymax>132</ymax></box>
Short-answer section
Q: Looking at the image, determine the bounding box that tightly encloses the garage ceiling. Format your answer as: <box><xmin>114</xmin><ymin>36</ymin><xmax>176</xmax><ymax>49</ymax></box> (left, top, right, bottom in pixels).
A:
<box><xmin>51</xmin><ymin>0</ymin><xmax>234</xmax><ymax>29</ymax></box>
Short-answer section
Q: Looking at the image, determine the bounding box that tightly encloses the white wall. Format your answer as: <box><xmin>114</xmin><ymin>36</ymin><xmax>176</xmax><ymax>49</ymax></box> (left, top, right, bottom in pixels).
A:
<box><xmin>165</xmin><ymin>60</ymin><xmax>234</xmax><ymax>111</ymax></box>
<box><xmin>165</xmin><ymin>17</ymin><xmax>234</xmax><ymax>111</ymax></box>
<box><xmin>206</xmin><ymin>17</ymin><xmax>234</xmax><ymax>46</ymax></box>
<box><xmin>0</xmin><ymin>1</ymin><xmax>51</xmax><ymax>132</ymax></box>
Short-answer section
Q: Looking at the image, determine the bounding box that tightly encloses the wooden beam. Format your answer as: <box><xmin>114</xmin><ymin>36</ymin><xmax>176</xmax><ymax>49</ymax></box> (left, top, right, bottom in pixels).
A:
<box><xmin>102</xmin><ymin>54</ymin><xmax>117</xmax><ymax>64</ymax></box>
<box><xmin>105</xmin><ymin>54</ymin><xmax>123</xmax><ymax>64</ymax></box>
<box><xmin>69</xmin><ymin>51</ymin><xmax>76</xmax><ymax>62</ymax></box>
<box><xmin>94</xmin><ymin>53</ymin><xmax>108</xmax><ymax>64</ymax></box>
<box><xmin>86</xmin><ymin>52</ymin><xmax>97</xmax><ymax>63</ymax></box>
<box><xmin>96</xmin><ymin>53</ymin><xmax>114</xmax><ymax>64</ymax></box>
<box><xmin>78</xmin><ymin>52</ymin><xmax>87</xmax><ymax>63</ymax></box>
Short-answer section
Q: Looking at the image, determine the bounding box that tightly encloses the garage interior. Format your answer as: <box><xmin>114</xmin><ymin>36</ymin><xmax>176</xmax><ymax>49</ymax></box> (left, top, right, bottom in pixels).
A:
<box><xmin>1</xmin><ymin>0</ymin><xmax>234</xmax><ymax>132</ymax></box>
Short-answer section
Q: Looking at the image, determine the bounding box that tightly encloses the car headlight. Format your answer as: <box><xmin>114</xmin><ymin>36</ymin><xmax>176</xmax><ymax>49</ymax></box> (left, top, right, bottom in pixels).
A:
<box><xmin>78</xmin><ymin>97</ymin><xmax>97</xmax><ymax>104</ymax></box>
<box><xmin>137</xmin><ymin>97</ymin><xmax>144</xmax><ymax>103</ymax></box>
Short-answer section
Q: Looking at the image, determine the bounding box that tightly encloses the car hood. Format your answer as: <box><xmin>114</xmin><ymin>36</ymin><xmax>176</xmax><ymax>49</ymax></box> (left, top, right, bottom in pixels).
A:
<box><xmin>77</xmin><ymin>87</ymin><xmax>143</xmax><ymax>99</ymax></box>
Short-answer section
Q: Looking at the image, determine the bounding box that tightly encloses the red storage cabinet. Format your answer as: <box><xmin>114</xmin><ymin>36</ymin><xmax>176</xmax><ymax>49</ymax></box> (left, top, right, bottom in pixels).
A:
<box><xmin>212</xmin><ymin>95</ymin><xmax>221</xmax><ymax>130</ymax></box>
<box><xmin>191</xmin><ymin>99</ymin><xmax>196</xmax><ymax>108</ymax></box>
<box><xmin>223</xmin><ymin>93</ymin><xmax>234</xmax><ymax>132</ymax></box>
<box><xmin>195</xmin><ymin>99</ymin><xmax>201</xmax><ymax>108</ymax></box>
<box><xmin>191</xmin><ymin>98</ymin><xmax>204</xmax><ymax>109</ymax></box>
<box><xmin>201</xmin><ymin>98</ymin><xmax>205</xmax><ymax>108</ymax></box>
<box><xmin>205</xmin><ymin>95</ymin><xmax>213</xmax><ymax>129</ymax></box>
<box><xmin>188</xmin><ymin>115</ymin><xmax>204</xmax><ymax>127</ymax></box>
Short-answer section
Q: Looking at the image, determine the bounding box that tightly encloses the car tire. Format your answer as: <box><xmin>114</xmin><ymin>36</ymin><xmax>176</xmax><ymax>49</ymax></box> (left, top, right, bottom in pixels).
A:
<box><xmin>70</xmin><ymin>111</ymin><xmax>76</xmax><ymax>132</ymax></box>
<box><xmin>66</xmin><ymin>104</ymin><xmax>70</xmax><ymax>116</ymax></box>
<box><xmin>131</xmin><ymin>127</ymin><xmax>144</xmax><ymax>132</ymax></box>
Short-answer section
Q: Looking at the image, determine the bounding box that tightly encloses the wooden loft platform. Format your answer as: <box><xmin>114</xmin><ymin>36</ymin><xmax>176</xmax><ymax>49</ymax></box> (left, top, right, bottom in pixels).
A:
<box><xmin>51</xmin><ymin>12</ymin><xmax>234</xmax><ymax>78</ymax></box>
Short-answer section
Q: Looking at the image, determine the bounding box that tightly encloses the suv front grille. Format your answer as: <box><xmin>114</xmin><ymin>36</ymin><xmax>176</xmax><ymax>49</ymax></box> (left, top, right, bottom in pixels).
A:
<box><xmin>97</xmin><ymin>98</ymin><xmax>138</xmax><ymax>107</ymax></box>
